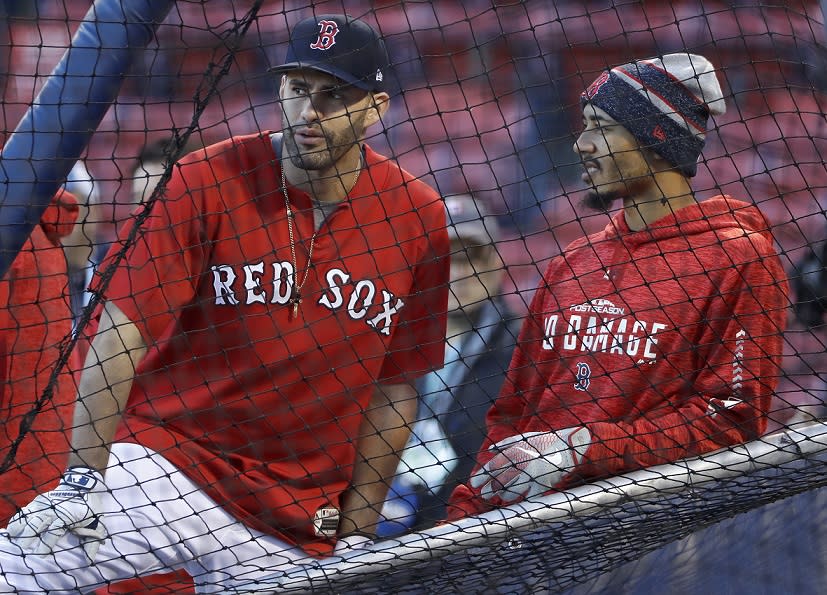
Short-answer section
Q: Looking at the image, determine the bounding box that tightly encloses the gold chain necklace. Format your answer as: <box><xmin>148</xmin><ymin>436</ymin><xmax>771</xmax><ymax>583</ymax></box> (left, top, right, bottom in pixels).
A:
<box><xmin>281</xmin><ymin>166</ymin><xmax>318</xmax><ymax>320</ymax></box>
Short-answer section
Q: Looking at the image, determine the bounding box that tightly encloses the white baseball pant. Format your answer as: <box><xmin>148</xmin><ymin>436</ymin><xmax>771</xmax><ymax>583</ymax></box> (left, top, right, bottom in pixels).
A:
<box><xmin>0</xmin><ymin>442</ymin><xmax>311</xmax><ymax>594</ymax></box>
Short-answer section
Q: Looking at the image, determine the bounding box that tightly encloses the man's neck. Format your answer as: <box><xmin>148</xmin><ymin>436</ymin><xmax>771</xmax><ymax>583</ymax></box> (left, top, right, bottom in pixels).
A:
<box><xmin>283</xmin><ymin>145</ymin><xmax>363</xmax><ymax>204</ymax></box>
<box><xmin>623</xmin><ymin>171</ymin><xmax>696</xmax><ymax>231</ymax></box>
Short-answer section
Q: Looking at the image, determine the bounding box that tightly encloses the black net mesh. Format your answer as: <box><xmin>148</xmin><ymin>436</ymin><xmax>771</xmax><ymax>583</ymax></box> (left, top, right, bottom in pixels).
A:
<box><xmin>0</xmin><ymin>1</ymin><xmax>825</xmax><ymax>594</ymax></box>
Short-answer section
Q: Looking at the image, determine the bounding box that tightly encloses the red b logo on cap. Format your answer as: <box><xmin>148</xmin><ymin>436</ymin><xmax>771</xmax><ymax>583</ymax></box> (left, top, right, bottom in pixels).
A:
<box><xmin>583</xmin><ymin>71</ymin><xmax>610</xmax><ymax>100</ymax></box>
<box><xmin>310</xmin><ymin>20</ymin><xmax>339</xmax><ymax>50</ymax></box>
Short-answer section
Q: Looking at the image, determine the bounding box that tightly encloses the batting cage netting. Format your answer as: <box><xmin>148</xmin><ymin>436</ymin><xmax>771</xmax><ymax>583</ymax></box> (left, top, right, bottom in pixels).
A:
<box><xmin>0</xmin><ymin>1</ymin><xmax>826</xmax><ymax>594</ymax></box>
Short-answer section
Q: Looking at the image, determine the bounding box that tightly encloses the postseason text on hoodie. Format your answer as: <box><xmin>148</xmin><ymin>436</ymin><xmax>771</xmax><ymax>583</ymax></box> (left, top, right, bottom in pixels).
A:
<box><xmin>448</xmin><ymin>196</ymin><xmax>789</xmax><ymax>519</ymax></box>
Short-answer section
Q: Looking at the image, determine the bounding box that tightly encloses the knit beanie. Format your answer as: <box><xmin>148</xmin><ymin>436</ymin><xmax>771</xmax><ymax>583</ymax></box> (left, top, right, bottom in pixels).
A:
<box><xmin>581</xmin><ymin>53</ymin><xmax>726</xmax><ymax>177</ymax></box>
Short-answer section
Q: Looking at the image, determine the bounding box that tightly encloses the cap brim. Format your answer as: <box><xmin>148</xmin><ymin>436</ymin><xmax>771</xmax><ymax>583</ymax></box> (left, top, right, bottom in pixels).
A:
<box><xmin>269</xmin><ymin>62</ymin><xmax>375</xmax><ymax>91</ymax></box>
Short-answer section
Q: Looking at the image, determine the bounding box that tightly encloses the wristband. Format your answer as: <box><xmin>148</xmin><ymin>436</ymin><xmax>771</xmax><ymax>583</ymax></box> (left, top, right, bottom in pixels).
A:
<box><xmin>61</xmin><ymin>467</ymin><xmax>103</xmax><ymax>491</ymax></box>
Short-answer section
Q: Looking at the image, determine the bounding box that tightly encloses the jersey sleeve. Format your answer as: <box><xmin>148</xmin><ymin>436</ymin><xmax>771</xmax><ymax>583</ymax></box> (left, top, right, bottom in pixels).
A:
<box><xmin>93</xmin><ymin>159</ymin><xmax>210</xmax><ymax>347</ymax></box>
<box><xmin>579</xmin><ymin>254</ymin><xmax>790</xmax><ymax>479</ymax></box>
<box><xmin>378</xmin><ymin>199</ymin><xmax>450</xmax><ymax>384</ymax></box>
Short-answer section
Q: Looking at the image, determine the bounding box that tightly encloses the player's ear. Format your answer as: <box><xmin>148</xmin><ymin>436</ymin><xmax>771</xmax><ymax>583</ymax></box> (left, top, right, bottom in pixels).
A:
<box><xmin>278</xmin><ymin>75</ymin><xmax>288</xmax><ymax>99</ymax></box>
<box><xmin>364</xmin><ymin>92</ymin><xmax>390</xmax><ymax>126</ymax></box>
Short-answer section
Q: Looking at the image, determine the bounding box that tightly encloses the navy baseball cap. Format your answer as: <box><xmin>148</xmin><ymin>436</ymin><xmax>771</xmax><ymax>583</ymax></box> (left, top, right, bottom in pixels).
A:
<box><xmin>270</xmin><ymin>14</ymin><xmax>390</xmax><ymax>92</ymax></box>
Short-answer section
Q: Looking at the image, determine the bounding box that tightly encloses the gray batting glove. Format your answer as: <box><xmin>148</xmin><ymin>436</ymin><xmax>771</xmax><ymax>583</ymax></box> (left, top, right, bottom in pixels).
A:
<box><xmin>471</xmin><ymin>427</ymin><xmax>591</xmax><ymax>503</ymax></box>
<box><xmin>6</xmin><ymin>466</ymin><xmax>107</xmax><ymax>561</ymax></box>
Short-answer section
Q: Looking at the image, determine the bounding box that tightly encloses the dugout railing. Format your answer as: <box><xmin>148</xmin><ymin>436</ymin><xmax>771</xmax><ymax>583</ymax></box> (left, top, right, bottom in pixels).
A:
<box><xmin>230</xmin><ymin>420</ymin><xmax>827</xmax><ymax>594</ymax></box>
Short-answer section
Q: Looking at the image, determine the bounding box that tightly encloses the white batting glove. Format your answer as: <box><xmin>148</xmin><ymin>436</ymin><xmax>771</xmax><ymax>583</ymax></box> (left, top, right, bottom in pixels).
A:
<box><xmin>6</xmin><ymin>467</ymin><xmax>107</xmax><ymax>561</ymax></box>
<box><xmin>470</xmin><ymin>427</ymin><xmax>591</xmax><ymax>503</ymax></box>
<box><xmin>333</xmin><ymin>532</ymin><xmax>374</xmax><ymax>557</ymax></box>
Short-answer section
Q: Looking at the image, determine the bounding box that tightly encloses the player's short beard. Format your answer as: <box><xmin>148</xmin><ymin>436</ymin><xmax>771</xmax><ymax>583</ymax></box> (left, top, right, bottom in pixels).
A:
<box><xmin>283</xmin><ymin>113</ymin><xmax>367</xmax><ymax>172</ymax></box>
<box><xmin>582</xmin><ymin>164</ymin><xmax>651</xmax><ymax>212</ymax></box>
<box><xmin>582</xmin><ymin>188</ymin><xmax>621</xmax><ymax>212</ymax></box>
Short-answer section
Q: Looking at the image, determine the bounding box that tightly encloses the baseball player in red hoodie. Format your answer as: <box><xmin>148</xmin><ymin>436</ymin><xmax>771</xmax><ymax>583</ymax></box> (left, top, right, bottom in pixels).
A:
<box><xmin>448</xmin><ymin>53</ymin><xmax>789</xmax><ymax>519</ymax></box>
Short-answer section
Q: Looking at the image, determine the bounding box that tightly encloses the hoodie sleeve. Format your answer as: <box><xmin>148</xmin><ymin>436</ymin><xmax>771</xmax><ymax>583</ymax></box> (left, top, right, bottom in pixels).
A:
<box><xmin>446</xmin><ymin>268</ymin><xmax>559</xmax><ymax>521</ymax></box>
<box><xmin>579</xmin><ymin>248</ymin><xmax>789</xmax><ymax>479</ymax></box>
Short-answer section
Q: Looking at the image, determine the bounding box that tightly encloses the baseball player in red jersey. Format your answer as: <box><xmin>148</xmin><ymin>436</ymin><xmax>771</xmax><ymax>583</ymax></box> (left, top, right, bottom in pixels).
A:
<box><xmin>448</xmin><ymin>53</ymin><xmax>789</xmax><ymax>519</ymax></box>
<box><xmin>0</xmin><ymin>189</ymin><xmax>78</xmax><ymax>524</ymax></box>
<box><xmin>0</xmin><ymin>14</ymin><xmax>449</xmax><ymax>593</ymax></box>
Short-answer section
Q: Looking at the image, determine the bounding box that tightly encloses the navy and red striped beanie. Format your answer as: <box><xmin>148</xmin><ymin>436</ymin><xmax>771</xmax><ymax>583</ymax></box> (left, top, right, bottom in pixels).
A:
<box><xmin>581</xmin><ymin>53</ymin><xmax>727</xmax><ymax>177</ymax></box>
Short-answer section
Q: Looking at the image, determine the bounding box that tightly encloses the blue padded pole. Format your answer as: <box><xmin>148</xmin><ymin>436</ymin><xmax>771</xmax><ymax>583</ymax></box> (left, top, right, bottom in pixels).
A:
<box><xmin>0</xmin><ymin>0</ymin><xmax>176</xmax><ymax>277</ymax></box>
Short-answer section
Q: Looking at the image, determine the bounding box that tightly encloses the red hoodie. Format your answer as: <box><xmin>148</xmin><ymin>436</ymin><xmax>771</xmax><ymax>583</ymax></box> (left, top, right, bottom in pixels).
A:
<box><xmin>448</xmin><ymin>196</ymin><xmax>789</xmax><ymax>520</ymax></box>
<box><xmin>0</xmin><ymin>189</ymin><xmax>79</xmax><ymax>524</ymax></box>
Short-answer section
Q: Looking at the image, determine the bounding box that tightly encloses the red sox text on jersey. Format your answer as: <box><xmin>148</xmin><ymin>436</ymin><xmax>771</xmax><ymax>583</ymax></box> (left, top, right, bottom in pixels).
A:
<box><xmin>210</xmin><ymin>262</ymin><xmax>404</xmax><ymax>335</ymax></box>
<box><xmin>541</xmin><ymin>298</ymin><xmax>666</xmax><ymax>359</ymax></box>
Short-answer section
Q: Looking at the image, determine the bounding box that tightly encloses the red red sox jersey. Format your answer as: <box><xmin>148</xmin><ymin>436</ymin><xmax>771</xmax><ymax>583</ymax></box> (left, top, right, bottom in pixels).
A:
<box><xmin>95</xmin><ymin>132</ymin><xmax>449</xmax><ymax>555</ymax></box>
<box><xmin>448</xmin><ymin>196</ymin><xmax>788</xmax><ymax>520</ymax></box>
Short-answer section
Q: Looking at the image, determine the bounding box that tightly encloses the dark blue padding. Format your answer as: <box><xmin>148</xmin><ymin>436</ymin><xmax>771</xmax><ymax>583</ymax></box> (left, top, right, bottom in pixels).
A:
<box><xmin>0</xmin><ymin>0</ymin><xmax>175</xmax><ymax>277</ymax></box>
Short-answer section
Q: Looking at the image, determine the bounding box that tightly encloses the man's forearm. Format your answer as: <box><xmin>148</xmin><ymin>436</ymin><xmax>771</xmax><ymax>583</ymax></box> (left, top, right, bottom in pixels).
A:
<box><xmin>68</xmin><ymin>301</ymin><xmax>146</xmax><ymax>471</ymax></box>
<box><xmin>339</xmin><ymin>382</ymin><xmax>417</xmax><ymax>536</ymax></box>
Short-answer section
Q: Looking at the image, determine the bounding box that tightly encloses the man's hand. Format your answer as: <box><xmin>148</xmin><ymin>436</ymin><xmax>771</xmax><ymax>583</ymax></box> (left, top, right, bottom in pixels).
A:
<box><xmin>470</xmin><ymin>427</ymin><xmax>591</xmax><ymax>503</ymax></box>
<box><xmin>6</xmin><ymin>467</ymin><xmax>107</xmax><ymax>561</ymax></box>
